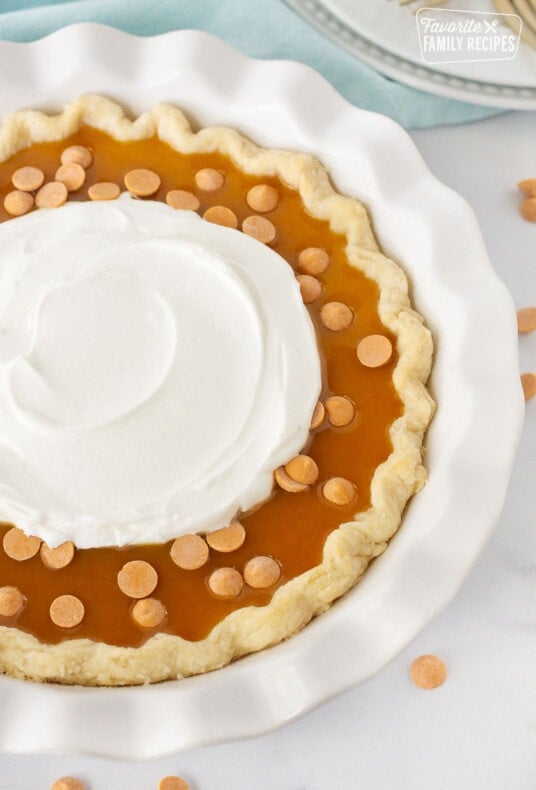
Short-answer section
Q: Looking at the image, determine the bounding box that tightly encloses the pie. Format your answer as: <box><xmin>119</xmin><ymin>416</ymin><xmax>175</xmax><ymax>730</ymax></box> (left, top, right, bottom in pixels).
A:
<box><xmin>0</xmin><ymin>96</ymin><xmax>434</xmax><ymax>686</ymax></box>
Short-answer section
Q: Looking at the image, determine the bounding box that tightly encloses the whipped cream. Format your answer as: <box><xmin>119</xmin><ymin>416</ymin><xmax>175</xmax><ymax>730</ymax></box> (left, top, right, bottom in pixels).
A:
<box><xmin>0</xmin><ymin>200</ymin><xmax>321</xmax><ymax>548</ymax></box>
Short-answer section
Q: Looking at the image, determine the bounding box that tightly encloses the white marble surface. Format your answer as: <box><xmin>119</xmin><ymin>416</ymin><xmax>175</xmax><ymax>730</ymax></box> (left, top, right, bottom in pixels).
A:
<box><xmin>0</xmin><ymin>110</ymin><xmax>535</xmax><ymax>790</ymax></box>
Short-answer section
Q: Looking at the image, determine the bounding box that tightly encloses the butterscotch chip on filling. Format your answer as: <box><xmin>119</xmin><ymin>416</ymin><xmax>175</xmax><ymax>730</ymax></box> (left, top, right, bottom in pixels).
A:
<box><xmin>11</xmin><ymin>165</ymin><xmax>45</xmax><ymax>192</ymax></box>
<box><xmin>51</xmin><ymin>778</ymin><xmax>86</xmax><ymax>790</ymax></box>
<box><xmin>88</xmin><ymin>181</ymin><xmax>120</xmax><ymax>201</ymax></box>
<box><xmin>208</xmin><ymin>567</ymin><xmax>244</xmax><ymax>598</ymax></box>
<box><xmin>517</xmin><ymin>307</ymin><xmax>536</xmax><ymax>334</ymax></box>
<box><xmin>49</xmin><ymin>595</ymin><xmax>85</xmax><ymax>629</ymax></box>
<box><xmin>518</xmin><ymin>178</ymin><xmax>536</xmax><ymax>197</ymax></box>
<box><xmin>322</xmin><ymin>477</ymin><xmax>356</xmax><ymax>506</ymax></box>
<box><xmin>35</xmin><ymin>181</ymin><xmax>68</xmax><ymax>209</ymax></box>
<box><xmin>520</xmin><ymin>198</ymin><xmax>536</xmax><ymax>222</ymax></box>
<box><xmin>40</xmin><ymin>541</ymin><xmax>75</xmax><ymax>570</ymax></box>
<box><xmin>159</xmin><ymin>776</ymin><xmax>191</xmax><ymax>790</ymax></box>
<box><xmin>203</xmin><ymin>205</ymin><xmax>238</xmax><ymax>228</ymax></box>
<box><xmin>206</xmin><ymin>522</ymin><xmax>246</xmax><ymax>553</ymax></box>
<box><xmin>166</xmin><ymin>189</ymin><xmax>201</xmax><ymax>211</ymax></box>
<box><xmin>297</xmin><ymin>274</ymin><xmax>322</xmax><ymax>304</ymax></box>
<box><xmin>131</xmin><ymin>597</ymin><xmax>167</xmax><ymax>629</ymax></box>
<box><xmin>285</xmin><ymin>454</ymin><xmax>319</xmax><ymax>485</ymax></box>
<box><xmin>298</xmin><ymin>247</ymin><xmax>330</xmax><ymax>275</ymax></box>
<box><xmin>320</xmin><ymin>301</ymin><xmax>353</xmax><ymax>331</ymax></box>
<box><xmin>246</xmin><ymin>184</ymin><xmax>279</xmax><ymax>213</ymax></box>
<box><xmin>3</xmin><ymin>190</ymin><xmax>34</xmax><ymax>217</ymax></box>
<box><xmin>170</xmin><ymin>534</ymin><xmax>209</xmax><ymax>570</ymax></box>
<box><xmin>357</xmin><ymin>334</ymin><xmax>393</xmax><ymax>368</ymax></box>
<box><xmin>325</xmin><ymin>395</ymin><xmax>355</xmax><ymax>427</ymax></box>
<box><xmin>521</xmin><ymin>372</ymin><xmax>536</xmax><ymax>401</ymax></box>
<box><xmin>124</xmin><ymin>168</ymin><xmax>161</xmax><ymax>197</ymax></box>
<box><xmin>55</xmin><ymin>162</ymin><xmax>86</xmax><ymax>192</ymax></box>
<box><xmin>243</xmin><ymin>556</ymin><xmax>281</xmax><ymax>589</ymax></box>
<box><xmin>274</xmin><ymin>465</ymin><xmax>309</xmax><ymax>493</ymax></box>
<box><xmin>410</xmin><ymin>654</ymin><xmax>447</xmax><ymax>690</ymax></box>
<box><xmin>3</xmin><ymin>527</ymin><xmax>41</xmax><ymax>561</ymax></box>
<box><xmin>242</xmin><ymin>215</ymin><xmax>277</xmax><ymax>244</ymax></box>
<box><xmin>0</xmin><ymin>586</ymin><xmax>25</xmax><ymax>618</ymax></box>
<box><xmin>310</xmin><ymin>400</ymin><xmax>325</xmax><ymax>430</ymax></box>
<box><xmin>194</xmin><ymin>167</ymin><xmax>224</xmax><ymax>191</ymax></box>
<box><xmin>61</xmin><ymin>144</ymin><xmax>92</xmax><ymax>169</ymax></box>
<box><xmin>117</xmin><ymin>560</ymin><xmax>158</xmax><ymax>599</ymax></box>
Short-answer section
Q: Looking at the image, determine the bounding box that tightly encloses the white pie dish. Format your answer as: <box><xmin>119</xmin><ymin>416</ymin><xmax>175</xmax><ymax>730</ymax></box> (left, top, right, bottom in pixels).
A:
<box><xmin>0</xmin><ymin>24</ymin><xmax>523</xmax><ymax>758</ymax></box>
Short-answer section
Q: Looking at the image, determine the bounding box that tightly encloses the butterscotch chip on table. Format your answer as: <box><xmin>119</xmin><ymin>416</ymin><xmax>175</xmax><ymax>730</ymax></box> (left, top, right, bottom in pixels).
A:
<box><xmin>131</xmin><ymin>597</ymin><xmax>167</xmax><ymax>629</ymax></box>
<box><xmin>310</xmin><ymin>400</ymin><xmax>325</xmax><ymax>430</ymax></box>
<box><xmin>35</xmin><ymin>181</ymin><xmax>68</xmax><ymax>209</ymax></box>
<box><xmin>521</xmin><ymin>372</ymin><xmax>536</xmax><ymax>401</ymax></box>
<box><xmin>159</xmin><ymin>776</ymin><xmax>191</xmax><ymax>790</ymax></box>
<box><xmin>244</xmin><ymin>556</ymin><xmax>281</xmax><ymax>589</ymax></box>
<box><xmin>51</xmin><ymin>777</ymin><xmax>86</xmax><ymax>790</ymax></box>
<box><xmin>517</xmin><ymin>307</ymin><xmax>536</xmax><ymax>334</ymax></box>
<box><xmin>357</xmin><ymin>334</ymin><xmax>393</xmax><ymax>368</ymax></box>
<box><xmin>166</xmin><ymin>189</ymin><xmax>201</xmax><ymax>211</ymax></box>
<box><xmin>206</xmin><ymin>522</ymin><xmax>246</xmax><ymax>553</ymax></box>
<box><xmin>170</xmin><ymin>534</ymin><xmax>209</xmax><ymax>570</ymax></box>
<box><xmin>320</xmin><ymin>301</ymin><xmax>353</xmax><ymax>331</ymax></box>
<box><xmin>3</xmin><ymin>527</ymin><xmax>41</xmax><ymax>561</ymax></box>
<box><xmin>124</xmin><ymin>168</ymin><xmax>161</xmax><ymax>197</ymax></box>
<box><xmin>242</xmin><ymin>215</ymin><xmax>277</xmax><ymax>244</ymax></box>
<box><xmin>246</xmin><ymin>184</ymin><xmax>279</xmax><ymax>213</ymax></box>
<box><xmin>520</xmin><ymin>197</ymin><xmax>536</xmax><ymax>222</ymax></box>
<box><xmin>49</xmin><ymin>595</ymin><xmax>85</xmax><ymax>629</ymax></box>
<box><xmin>61</xmin><ymin>144</ymin><xmax>92</xmax><ymax>169</ymax></box>
<box><xmin>325</xmin><ymin>395</ymin><xmax>355</xmax><ymax>427</ymax></box>
<box><xmin>11</xmin><ymin>165</ymin><xmax>44</xmax><ymax>192</ymax></box>
<box><xmin>410</xmin><ymin>654</ymin><xmax>447</xmax><ymax>690</ymax></box>
<box><xmin>88</xmin><ymin>181</ymin><xmax>120</xmax><ymax>201</ymax></box>
<box><xmin>208</xmin><ymin>567</ymin><xmax>244</xmax><ymax>598</ymax></box>
<box><xmin>194</xmin><ymin>167</ymin><xmax>224</xmax><ymax>191</ymax></box>
<box><xmin>55</xmin><ymin>162</ymin><xmax>86</xmax><ymax>192</ymax></box>
<box><xmin>3</xmin><ymin>190</ymin><xmax>34</xmax><ymax>217</ymax></box>
<box><xmin>298</xmin><ymin>247</ymin><xmax>330</xmax><ymax>275</ymax></box>
<box><xmin>203</xmin><ymin>205</ymin><xmax>238</xmax><ymax>228</ymax></box>
<box><xmin>40</xmin><ymin>541</ymin><xmax>75</xmax><ymax>570</ymax></box>
<box><xmin>285</xmin><ymin>454</ymin><xmax>319</xmax><ymax>485</ymax></box>
<box><xmin>322</xmin><ymin>477</ymin><xmax>356</xmax><ymax>506</ymax></box>
<box><xmin>0</xmin><ymin>586</ymin><xmax>25</xmax><ymax>618</ymax></box>
<box><xmin>117</xmin><ymin>560</ymin><xmax>158</xmax><ymax>598</ymax></box>
<box><xmin>274</xmin><ymin>465</ymin><xmax>309</xmax><ymax>493</ymax></box>
<box><xmin>297</xmin><ymin>274</ymin><xmax>322</xmax><ymax>304</ymax></box>
<box><xmin>518</xmin><ymin>178</ymin><xmax>536</xmax><ymax>197</ymax></box>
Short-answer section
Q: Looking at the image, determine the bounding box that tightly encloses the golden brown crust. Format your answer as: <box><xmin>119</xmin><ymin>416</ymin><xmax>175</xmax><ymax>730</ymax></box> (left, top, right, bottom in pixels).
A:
<box><xmin>0</xmin><ymin>96</ymin><xmax>434</xmax><ymax>685</ymax></box>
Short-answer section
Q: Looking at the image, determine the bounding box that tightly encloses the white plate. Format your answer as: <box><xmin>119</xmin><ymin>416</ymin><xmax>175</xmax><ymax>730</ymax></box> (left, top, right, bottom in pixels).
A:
<box><xmin>285</xmin><ymin>0</ymin><xmax>536</xmax><ymax>109</ymax></box>
<box><xmin>0</xmin><ymin>24</ymin><xmax>524</xmax><ymax>758</ymax></box>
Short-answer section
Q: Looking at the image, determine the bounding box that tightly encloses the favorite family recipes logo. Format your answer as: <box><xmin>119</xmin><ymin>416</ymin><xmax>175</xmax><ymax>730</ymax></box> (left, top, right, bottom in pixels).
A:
<box><xmin>416</xmin><ymin>8</ymin><xmax>521</xmax><ymax>64</ymax></box>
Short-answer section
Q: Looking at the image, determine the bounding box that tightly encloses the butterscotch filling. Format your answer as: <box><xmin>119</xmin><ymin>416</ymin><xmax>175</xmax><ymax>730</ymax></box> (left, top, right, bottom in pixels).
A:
<box><xmin>0</xmin><ymin>127</ymin><xmax>401</xmax><ymax>647</ymax></box>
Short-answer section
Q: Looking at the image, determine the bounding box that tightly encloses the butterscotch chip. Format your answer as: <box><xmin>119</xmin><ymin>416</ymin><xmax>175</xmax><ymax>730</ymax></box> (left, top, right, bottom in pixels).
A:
<box><xmin>117</xmin><ymin>560</ymin><xmax>158</xmax><ymax>598</ymax></box>
<box><xmin>124</xmin><ymin>168</ymin><xmax>161</xmax><ymax>197</ymax></box>
<box><xmin>297</xmin><ymin>274</ymin><xmax>322</xmax><ymax>304</ymax></box>
<box><xmin>520</xmin><ymin>197</ymin><xmax>536</xmax><ymax>222</ymax></box>
<box><xmin>203</xmin><ymin>205</ymin><xmax>238</xmax><ymax>228</ymax></box>
<box><xmin>325</xmin><ymin>395</ymin><xmax>355</xmax><ymax>427</ymax></box>
<box><xmin>357</xmin><ymin>334</ymin><xmax>393</xmax><ymax>368</ymax></box>
<box><xmin>11</xmin><ymin>165</ymin><xmax>44</xmax><ymax>192</ymax></box>
<box><xmin>298</xmin><ymin>247</ymin><xmax>330</xmax><ymax>275</ymax></box>
<box><xmin>55</xmin><ymin>162</ymin><xmax>86</xmax><ymax>192</ymax></box>
<box><xmin>243</xmin><ymin>556</ymin><xmax>281</xmax><ymax>589</ymax></box>
<box><xmin>285</xmin><ymin>454</ymin><xmax>319</xmax><ymax>485</ymax></box>
<box><xmin>40</xmin><ymin>541</ymin><xmax>75</xmax><ymax>570</ymax></box>
<box><xmin>206</xmin><ymin>522</ymin><xmax>246</xmax><ymax>553</ymax></box>
<box><xmin>35</xmin><ymin>181</ymin><xmax>68</xmax><ymax>209</ymax></box>
<box><xmin>0</xmin><ymin>586</ymin><xmax>25</xmax><ymax>618</ymax></box>
<box><xmin>195</xmin><ymin>168</ymin><xmax>224</xmax><ymax>191</ymax></box>
<box><xmin>159</xmin><ymin>776</ymin><xmax>191</xmax><ymax>790</ymax></box>
<box><xmin>521</xmin><ymin>372</ymin><xmax>536</xmax><ymax>400</ymax></box>
<box><xmin>322</xmin><ymin>477</ymin><xmax>356</xmax><ymax>506</ymax></box>
<box><xmin>410</xmin><ymin>654</ymin><xmax>447</xmax><ymax>690</ymax></box>
<box><xmin>274</xmin><ymin>466</ymin><xmax>309</xmax><ymax>493</ymax></box>
<box><xmin>518</xmin><ymin>178</ymin><xmax>536</xmax><ymax>197</ymax></box>
<box><xmin>246</xmin><ymin>184</ymin><xmax>279</xmax><ymax>213</ymax></box>
<box><xmin>517</xmin><ymin>307</ymin><xmax>536</xmax><ymax>334</ymax></box>
<box><xmin>166</xmin><ymin>189</ymin><xmax>201</xmax><ymax>211</ymax></box>
<box><xmin>88</xmin><ymin>181</ymin><xmax>120</xmax><ymax>201</ymax></box>
<box><xmin>320</xmin><ymin>301</ymin><xmax>353</xmax><ymax>331</ymax></box>
<box><xmin>242</xmin><ymin>215</ymin><xmax>277</xmax><ymax>244</ymax></box>
<box><xmin>49</xmin><ymin>595</ymin><xmax>85</xmax><ymax>628</ymax></box>
<box><xmin>310</xmin><ymin>400</ymin><xmax>325</xmax><ymax>430</ymax></box>
<box><xmin>61</xmin><ymin>145</ymin><xmax>92</xmax><ymax>169</ymax></box>
<box><xmin>170</xmin><ymin>534</ymin><xmax>209</xmax><ymax>570</ymax></box>
<box><xmin>131</xmin><ymin>597</ymin><xmax>167</xmax><ymax>629</ymax></box>
<box><xmin>3</xmin><ymin>190</ymin><xmax>34</xmax><ymax>216</ymax></box>
<box><xmin>3</xmin><ymin>527</ymin><xmax>41</xmax><ymax>561</ymax></box>
<box><xmin>51</xmin><ymin>777</ymin><xmax>85</xmax><ymax>790</ymax></box>
<box><xmin>208</xmin><ymin>567</ymin><xmax>243</xmax><ymax>598</ymax></box>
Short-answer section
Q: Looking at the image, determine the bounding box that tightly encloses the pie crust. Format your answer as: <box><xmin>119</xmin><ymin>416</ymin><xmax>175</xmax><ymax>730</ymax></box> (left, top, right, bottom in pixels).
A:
<box><xmin>0</xmin><ymin>96</ymin><xmax>434</xmax><ymax>685</ymax></box>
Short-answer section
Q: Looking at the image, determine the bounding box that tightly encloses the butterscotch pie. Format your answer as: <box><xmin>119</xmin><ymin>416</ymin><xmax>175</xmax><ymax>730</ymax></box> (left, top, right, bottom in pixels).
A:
<box><xmin>0</xmin><ymin>96</ymin><xmax>434</xmax><ymax>686</ymax></box>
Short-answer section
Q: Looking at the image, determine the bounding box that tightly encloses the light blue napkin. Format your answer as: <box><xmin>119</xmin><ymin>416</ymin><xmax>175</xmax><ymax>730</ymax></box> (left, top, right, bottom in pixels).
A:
<box><xmin>0</xmin><ymin>0</ymin><xmax>502</xmax><ymax>129</ymax></box>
